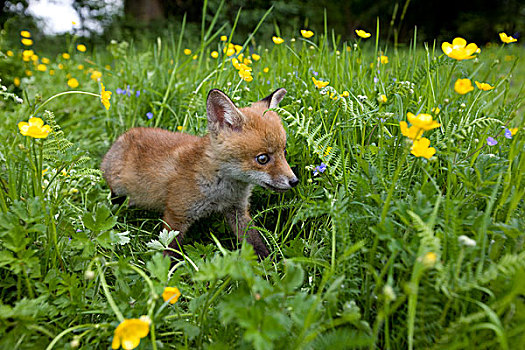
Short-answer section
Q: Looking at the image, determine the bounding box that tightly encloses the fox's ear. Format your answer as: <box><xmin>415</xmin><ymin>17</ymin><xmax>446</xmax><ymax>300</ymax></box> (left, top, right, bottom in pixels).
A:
<box><xmin>207</xmin><ymin>89</ymin><xmax>245</xmax><ymax>133</ymax></box>
<box><xmin>259</xmin><ymin>88</ymin><xmax>287</xmax><ymax>109</ymax></box>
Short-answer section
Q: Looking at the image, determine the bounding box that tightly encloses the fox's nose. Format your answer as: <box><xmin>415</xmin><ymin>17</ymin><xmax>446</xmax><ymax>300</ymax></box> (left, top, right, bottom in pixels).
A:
<box><xmin>289</xmin><ymin>177</ymin><xmax>299</xmax><ymax>188</ymax></box>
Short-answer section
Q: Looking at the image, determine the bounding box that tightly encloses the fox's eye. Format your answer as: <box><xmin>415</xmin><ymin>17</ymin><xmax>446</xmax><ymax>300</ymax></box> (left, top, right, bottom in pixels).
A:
<box><xmin>256</xmin><ymin>154</ymin><xmax>270</xmax><ymax>165</ymax></box>
<box><xmin>284</xmin><ymin>148</ymin><xmax>287</xmax><ymax>157</ymax></box>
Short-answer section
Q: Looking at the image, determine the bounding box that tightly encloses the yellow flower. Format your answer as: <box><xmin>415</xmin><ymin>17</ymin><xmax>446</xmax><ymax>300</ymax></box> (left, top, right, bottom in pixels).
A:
<box><xmin>41</xmin><ymin>57</ymin><xmax>50</xmax><ymax>64</ymax></box>
<box><xmin>31</xmin><ymin>54</ymin><xmax>39</xmax><ymax>61</ymax></box>
<box><xmin>14</xmin><ymin>77</ymin><xmax>20</xmax><ymax>87</ymax></box>
<box><xmin>7</xmin><ymin>50</ymin><xmax>14</xmax><ymax>57</ymax></box>
<box><xmin>162</xmin><ymin>287</ymin><xmax>181</xmax><ymax>304</ymax></box>
<box><xmin>301</xmin><ymin>29</ymin><xmax>314</xmax><ymax>38</ymax></box>
<box><xmin>77</xmin><ymin>44</ymin><xmax>87</xmax><ymax>52</ymax></box>
<box><xmin>25</xmin><ymin>70</ymin><xmax>32</xmax><ymax>77</ymax></box>
<box><xmin>238</xmin><ymin>69</ymin><xmax>253</xmax><ymax>82</ymax></box>
<box><xmin>509</xmin><ymin>128</ymin><xmax>518</xmax><ymax>136</ymax></box>
<box><xmin>18</xmin><ymin>117</ymin><xmax>51</xmax><ymax>139</ymax></box>
<box><xmin>234</xmin><ymin>44</ymin><xmax>243</xmax><ymax>54</ymax></box>
<box><xmin>177</xmin><ymin>126</ymin><xmax>184</xmax><ymax>131</ymax></box>
<box><xmin>399</xmin><ymin>121</ymin><xmax>424</xmax><ymax>141</ymax></box>
<box><xmin>211</xmin><ymin>51</ymin><xmax>219</xmax><ymax>58</ymax></box>
<box><xmin>251</xmin><ymin>53</ymin><xmax>260</xmax><ymax>61</ymax></box>
<box><xmin>263</xmin><ymin>67</ymin><xmax>269</xmax><ymax>73</ymax></box>
<box><xmin>324</xmin><ymin>146</ymin><xmax>332</xmax><ymax>157</ymax></box>
<box><xmin>431</xmin><ymin>107</ymin><xmax>440</xmax><ymax>114</ymax></box>
<box><xmin>454</xmin><ymin>78</ymin><xmax>474</xmax><ymax>95</ymax></box>
<box><xmin>243</xmin><ymin>57</ymin><xmax>252</xmax><ymax>65</ymax></box>
<box><xmin>77</xmin><ymin>64</ymin><xmax>84</xmax><ymax>70</ymax></box>
<box><xmin>111</xmin><ymin>317</ymin><xmax>150</xmax><ymax>350</ymax></box>
<box><xmin>411</xmin><ymin>137</ymin><xmax>436</xmax><ymax>159</ymax></box>
<box><xmin>100</xmin><ymin>82</ymin><xmax>112</xmax><ymax>110</ymax></box>
<box><xmin>23</xmin><ymin>49</ymin><xmax>34</xmax><ymax>58</ymax></box>
<box><xmin>90</xmin><ymin>70</ymin><xmax>102</xmax><ymax>81</ymax></box>
<box><xmin>220</xmin><ymin>35</ymin><xmax>227</xmax><ymax>41</ymax></box>
<box><xmin>340</xmin><ymin>91</ymin><xmax>349</xmax><ymax>98</ymax></box>
<box><xmin>272</xmin><ymin>36</ymin><xmax>284</xmax><ymax>44</ymax></box>
<box><xmin>49</xmin><ymin>69</ymin><xmax>55</xmax><ymax>76</ymax></box>
<box><xmin>355</xmin><ymin>29</ymin><xmax>371</xmax><ymax>39</ymax></box>
<box><xmin>380</xmin><ymin>55</ymin><xmax>388</xmax><ymax>64</ymax></box>
<box><xmin>62</xmin><ymin>53</ymin><xmax>70</xmax><ymax>60</ymax></box>
<box><xmin>225</xmin><ymin>47</ymin><xmax>235</xmax><ymax>56</ymax></box>
<box><xmin>407</xmin><ymin>112</ymin><xmax>441</xmax><ymax>131</ymax></box>
<box><xmin>441</xmin><ymin>37</ymin><xmax>478</xmax><ymax>60</ymax></box>
<box><xmin>499</xmin><ymin>32</ymin><xmax>517</xmax><ymax>44</ymax></box>
<box><xmin>37</xmin><ymin>64</ymin><xmax>47</xmax><ymax>72</ymax></box>
<box><xmin>67</xmin><ymin>78</ymin><xmax>79</xmax><ymax>88</ymax></box>
<box><xmin>192</xmin><ymin>54</ymin><xmax>198</xmax><ymax>60</ymax></box>
<box><xmin>58</xmin><ymin>63</ymin><xmax>64</xmax><ymax>70</ymax></box>
<box><xmin>20</xmin><ymin>30</ymin><xmax>31</xmax><ymax>38</ymax></box>
<box><xmin>421</xmin><ymin>252</ymin><xmax>438</xmax><ymax>267</ymax></box>
<box><xmin>379</xmin><ymin>94</ymin><xmax>387</xmax><ymax>103</ymax></box>
<box><xmin>183</xmin><ymin>49</ymin><xmax>191</xmax><ymax>55</ymax></box>
<box><xmin>312</xmin><ymin>77</ymin><xmax>329</xmax><ymax>89</ymax></box>
<box><xmin>475</xmin><ymin>81</ymin><xmax>494</xmax><ymax>91</ymax></box>
<box><xmin>21</xmin><ymin>38</ymin><xmax>33</xmax><ymax>46</ymax></box>
<box><xmin>105</xmin><ymin>64</ymin><xmax>111</xmax><ymax>70</ymax></box>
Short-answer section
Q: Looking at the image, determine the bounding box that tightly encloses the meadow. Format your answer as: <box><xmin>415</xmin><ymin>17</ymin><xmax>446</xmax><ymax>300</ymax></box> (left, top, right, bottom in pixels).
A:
<box><xmin>0</xmin><ymin>8</ymin><xmax>524</xmax><ymax>350</ymax></box>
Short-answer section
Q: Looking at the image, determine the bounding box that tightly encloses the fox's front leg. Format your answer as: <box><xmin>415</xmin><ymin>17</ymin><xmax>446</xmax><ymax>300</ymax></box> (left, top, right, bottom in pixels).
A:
<box><xmin>225</xmin><ymin>207</ymin><xmax>270</xmax><ymax>259</ymax></box>
<box><xmin>162</xmin><ymin>208</ymin><xmax>191</xmax><ymax>259</ymax></box>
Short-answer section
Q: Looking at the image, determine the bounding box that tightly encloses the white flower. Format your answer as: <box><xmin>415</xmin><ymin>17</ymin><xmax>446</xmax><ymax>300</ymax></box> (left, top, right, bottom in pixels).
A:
<box><xmin>458</xmin><ymin>235</ymin><xmax>476</xmax><ymax>247</ymax></box>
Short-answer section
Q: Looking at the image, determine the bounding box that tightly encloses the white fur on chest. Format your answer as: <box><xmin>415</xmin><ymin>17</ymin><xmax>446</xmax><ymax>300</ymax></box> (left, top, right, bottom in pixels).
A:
<box><xmin>188</xmin><ymin>175</ymin><xmax>253</xmax><ymax>219</ymax></box>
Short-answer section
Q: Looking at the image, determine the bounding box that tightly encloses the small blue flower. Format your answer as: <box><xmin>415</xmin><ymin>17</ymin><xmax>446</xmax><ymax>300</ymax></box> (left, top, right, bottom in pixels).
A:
<box><xmin>146</xmin><ymin>112</ymin><xmax>153</xmax><ymax>119</ymax></box>
<box><xmin>135</xmin><ymin>90</ymin><xmax>141</xmax><ymax>97</ymax></box>
<box><xmin>374</xmin><ymin>77</ymin><xmax>379</xmax><ymax>84</ymax></box>
<box><xmin>116</xmin><ymin>88</ymin><xmax>124</xmax><ymax>94</ymax></box>
<box><xmin>487</xmin><ymin>137</ymin><xmax>498</xmax><ymax>146</ymax></box>
<box><xmin>504</xmin><ymin>128</ymin><xmax>512</xmax><ymax>139</ymax></box>
<box><xmin>125</xmin><ymin>85</ymin><xmax>131</xmax><ymax>96</ymax></box>
<box><xmin>313</xmin><ymin>163</ymin><xmax>327</xmax><ymax>176</ymax></box>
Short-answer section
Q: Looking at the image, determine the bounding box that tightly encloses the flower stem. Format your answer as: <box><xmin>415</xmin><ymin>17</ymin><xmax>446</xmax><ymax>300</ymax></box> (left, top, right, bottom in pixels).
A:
<box><xmin>45</xmin><ymin>323</ymin><xmax>110</xmax><ymax>350</ymax></box>
<box><xmin>437</xmin><ymin>60</ymin><xmax>457</xmax><ymax>104</ymax></box>
<box><xmin>32</xmin><ymin>91</ymin><xmax>100</xmax><ymax>118</ymax></box>
<box><xmin>95</xmin><ymin>259</ymin><xmax>125</xmax><ymax>322</ymax></box>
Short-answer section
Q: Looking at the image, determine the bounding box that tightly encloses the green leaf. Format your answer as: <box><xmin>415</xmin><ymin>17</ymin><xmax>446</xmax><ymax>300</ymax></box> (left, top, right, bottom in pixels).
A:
<box><xmin>146</xmin><ymin>252</ymin><xmax>171</xmax><ymax>284</ymax></box>
<box><xmin>280</xmin><ymin>261</ymin><xmax>304</xmax><ymax>293</ymax></box>
<box><xmin>83</xmin><ymin>205</ymin><xmax>117</xmax><ymax>232</ymax></box>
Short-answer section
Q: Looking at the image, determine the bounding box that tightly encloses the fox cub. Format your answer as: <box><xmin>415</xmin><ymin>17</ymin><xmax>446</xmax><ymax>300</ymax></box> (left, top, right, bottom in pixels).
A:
<box><xmin>101</xmin><ymin>88</ymin><xmax>298</xmax><ymax>259</ymax></box>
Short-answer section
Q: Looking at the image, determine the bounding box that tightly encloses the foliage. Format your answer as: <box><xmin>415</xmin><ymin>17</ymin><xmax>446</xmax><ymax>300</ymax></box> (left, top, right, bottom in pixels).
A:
<box><xmin>0</xmin><ymin>3</ymin><xmax>524</xmax><ymax>349</ymax></box>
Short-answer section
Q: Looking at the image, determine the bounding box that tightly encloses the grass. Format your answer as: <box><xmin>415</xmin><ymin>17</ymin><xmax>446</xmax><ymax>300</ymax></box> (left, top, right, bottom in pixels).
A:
<box><xmin>0</xmin><ymin>7</ymin><xmax>524</xmax><ymax>350</ymax></box>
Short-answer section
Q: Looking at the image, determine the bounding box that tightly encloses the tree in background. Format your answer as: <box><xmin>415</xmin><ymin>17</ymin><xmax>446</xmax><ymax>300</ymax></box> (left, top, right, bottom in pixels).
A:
<box><xmin>1</xmin><ymin>0</ymin><xmax>523</xmax><ymax>43</ymax></box>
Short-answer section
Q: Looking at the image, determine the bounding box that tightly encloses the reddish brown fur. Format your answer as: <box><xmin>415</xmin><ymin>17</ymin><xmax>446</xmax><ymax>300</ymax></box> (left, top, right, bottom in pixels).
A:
<box><xmin>101</xmin><ymin>88</ymin><xmax>297</xmax><ymax>259</ymax></box>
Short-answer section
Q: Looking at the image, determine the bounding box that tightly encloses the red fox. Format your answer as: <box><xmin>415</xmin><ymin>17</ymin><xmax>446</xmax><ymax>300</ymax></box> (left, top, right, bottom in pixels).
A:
<box><xmin>101</xmin><ymin>88</ymin><xmax>298</xmax><ymax>259</ymax></box>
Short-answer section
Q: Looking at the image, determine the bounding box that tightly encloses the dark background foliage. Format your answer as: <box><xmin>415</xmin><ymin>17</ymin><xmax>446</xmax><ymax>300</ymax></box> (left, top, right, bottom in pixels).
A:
<box><xmin>1</xmin><ymin>0</ymin><xmax>524</xmax><ymax>44</ymax></box>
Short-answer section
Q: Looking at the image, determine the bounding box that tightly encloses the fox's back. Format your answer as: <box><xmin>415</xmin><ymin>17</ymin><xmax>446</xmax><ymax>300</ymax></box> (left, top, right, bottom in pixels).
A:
<box><xmin>101</xmin><ymin>127</ymin><xmax>203</xmax><ymax>210</ymax></box>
